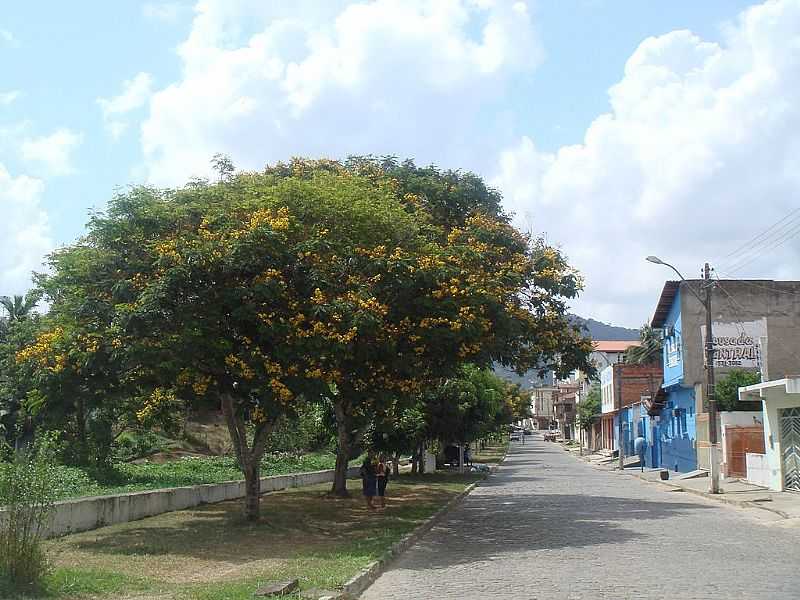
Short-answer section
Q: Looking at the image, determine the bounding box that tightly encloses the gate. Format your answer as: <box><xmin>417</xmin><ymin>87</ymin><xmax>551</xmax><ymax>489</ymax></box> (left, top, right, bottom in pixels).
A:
<box><xmin>724</xmin><ymin>426</ymin><xmax>765</xmax><ymax>479</ymax></box>
<box><xmin>780</xmin><ymin>407</ymin><xmax>800</xmax><ymax>491</ymax></box>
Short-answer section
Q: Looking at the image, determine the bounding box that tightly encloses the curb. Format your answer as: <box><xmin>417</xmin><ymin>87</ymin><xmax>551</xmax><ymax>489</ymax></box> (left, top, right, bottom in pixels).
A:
<box><xmin>570</xmin><ymin>448</ymin><xmax>793</xmax><ymax>520</ymax></box>
<box><xmin>652</xmin><ymin>480</ymin><xmax>792</xmax><ymax>519</ymax></box>
<box><xmin>343</xmin><ymin>450</ymin><xmax>506</xmax><ymax>598</ymax></box>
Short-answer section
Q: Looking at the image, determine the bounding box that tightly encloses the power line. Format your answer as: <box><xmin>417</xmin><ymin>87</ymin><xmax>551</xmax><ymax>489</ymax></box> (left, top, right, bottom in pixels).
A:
<box><xmin>721</xmin><ymin>206</ymin><xmax>800</xmax><ymax>264</ymax></box>
<box><xmin>714</xmin><ymin>277</ymin><xmax>800</xmax><ymax>297</ymax></box>
<box><xmin>725</xmin><ymin>218</ymin><xmax>800</xmax><ymax>275</ymax></box>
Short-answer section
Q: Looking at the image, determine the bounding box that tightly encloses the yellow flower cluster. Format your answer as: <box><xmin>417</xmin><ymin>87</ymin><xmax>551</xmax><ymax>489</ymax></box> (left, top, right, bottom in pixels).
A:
<box><xmin>343</xmin><ymin>292</ymin><xmax>388</xmax><ymax>317</ymax></box>
<box><xmin>269</xmin><ymin>378</ymin><xmax>293</xmax><ymax>402</ymax></box>
<box><xmin>192</xmin><ymin>374</ymin><xmax>212</xmax><ymax>396</ymax></box>
<box><xmin>304</xmin><ymin>366</ymin><xmax>342</xmax><ymax>383</ymax></box>
<box><xmin>458</xmin><ymin>343</ymin><xmax>482</xmax><ymax>358</ymax></box>
<box><xmin>417</xmin><ymin>256</ymin><xmax>446</xmax><ymax>270</ymax></box>
<box><xmin>153</xmin><ymin>239</ymin><xmax>182</xmax><ymax>262</ymax></box>
<box><xmin>225</xmin><ymin>354</ymin><xmax>255</xmax><ymax>380</ymax></box>
<box><xmin>16</xmin><ymin>327</ymin><xmax>66</xmax><ymax>372</ymax></box>
<box><xmin>264</xmin><ymin>360</ymin><xmax>283</xmax><ymax>375</ymax></box>
<box><xmin>418</xmin><ymin>316</ymin><xmax>453</xmax><ymax>329</ymax></box>
<box><xmin>248</xmin><ymin>206</ymin><xmax>291</xmax><ymax>232</ymax></box>
<box><xmin>312</xmin><ymin>288</ymin><xmax>326</xmax><ymax>304</ymax></box>
<box><xmin>78</xmin><ymin>334</ymin><xmax>100</xmax><ymax>354</ymax></box>
<box><xmin>253</xmin><ymin>268</ymin><xmax>284</xmax><ymax>285</ymax></box>
<box><xmin>137</xmin><ymin>387</ymin><xmax>177</xmax><ymax>423</ymax></box>
<box><xmin>355</xmin><ymin>245</ymin><xmax>386</xmax><ymax>259</ymax></box>
<box><xmin>297</xmin><ymin>321</ymin><xmax>358</xmax><ymax>344</ymax></box>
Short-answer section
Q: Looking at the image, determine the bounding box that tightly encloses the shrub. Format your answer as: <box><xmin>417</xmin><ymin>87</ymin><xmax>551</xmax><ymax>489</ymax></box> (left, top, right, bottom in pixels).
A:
<box><xmin>0</xmin><ymin>433</ymin><xmax>63</xmax><ymax>596</ymax></box>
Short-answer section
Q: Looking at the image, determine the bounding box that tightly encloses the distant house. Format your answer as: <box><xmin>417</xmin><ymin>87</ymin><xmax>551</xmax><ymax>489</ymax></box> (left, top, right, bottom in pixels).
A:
<box><xmin>599</xmin><ymin>363</ymin><xmax>663</xmax><ymax>456</ymax></box>
<box><xmin>566</xmin><ymin>340</ymin><xmax>641</xmax><ymax>451</ymax></box>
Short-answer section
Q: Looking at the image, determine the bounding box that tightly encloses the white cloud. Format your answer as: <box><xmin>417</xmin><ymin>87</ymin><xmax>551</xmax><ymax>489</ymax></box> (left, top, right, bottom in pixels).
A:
<box><xmin>0</xmin><ymin>28</ymin><xmax>19</xmax><ymax>47</ymax></box>
<box><xmin>0</xmin><ymin>90</ymin><xmax>20</xmax><ymax>105</ymax></box>
<box><xmin>0</xmin><ymin>164</ymin><xmax>51</xmax><ymax>295</ymax></box>
<box><xmin>143</xmin><ymin>2</ymin><xmax>185</xmax><ymax>22</ymax></box>
<box><xmin>140</xmin><ymin>0</ymin><xmax>542</xmax><ymax>185</ymax></box>
<box><xmin>21</xmin><ymin>128</ymin><xmax>83</xmax><ymax>176</ymax></box>
<box><xmin>98</xmin><ymin>72</ymin><xmax>154</xmax><ymax>139</ymax></box>
<box><xmin>492</xmin><ymin>0</ymin><xmax>800</xmax><ymax>326</ymax></box>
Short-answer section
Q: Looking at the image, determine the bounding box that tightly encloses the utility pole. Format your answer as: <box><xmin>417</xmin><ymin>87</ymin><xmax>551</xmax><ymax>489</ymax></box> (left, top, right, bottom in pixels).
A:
<box><xmin>704</xmin><ymin>263</ymin><xmax>721</xmax><ymax>494</ymax></box>
<box><xmin>646</xmin><ymin>255</ymin><xmax>721</xmax><ymax>493</ymax></box>
<box><xmin>616</xmin><ymin>363</ymin><xmax>624</xmax><ymax>470</ymax></box>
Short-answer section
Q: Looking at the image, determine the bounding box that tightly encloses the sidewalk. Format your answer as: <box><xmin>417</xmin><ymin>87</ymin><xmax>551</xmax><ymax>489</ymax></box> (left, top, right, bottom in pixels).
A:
<box><xmin>566</xmin><ymin>444</ymin><xmax>800</xmax><ymax>520</ymax></box>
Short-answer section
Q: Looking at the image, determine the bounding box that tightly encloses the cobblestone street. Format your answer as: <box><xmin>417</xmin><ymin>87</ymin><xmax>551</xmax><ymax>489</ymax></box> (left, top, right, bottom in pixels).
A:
<box><xmin>361</xmin><ymin>437</ymin><xmax>800</xmax><ymax>599</ymax></box>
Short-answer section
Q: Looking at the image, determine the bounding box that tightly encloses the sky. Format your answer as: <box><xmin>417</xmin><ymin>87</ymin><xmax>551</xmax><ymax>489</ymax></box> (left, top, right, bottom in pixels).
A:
<box><xmin>2</xmin><ymin>0</ymin><xmax>798</xmax><ymax>328</ymax></box>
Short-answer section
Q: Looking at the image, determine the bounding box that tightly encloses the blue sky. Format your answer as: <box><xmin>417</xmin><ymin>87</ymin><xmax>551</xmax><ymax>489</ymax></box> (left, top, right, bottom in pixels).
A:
<box><xmin>1</xmin><ymin>0</ymin><xmax>797</xmax><ymax>326</ymax></box>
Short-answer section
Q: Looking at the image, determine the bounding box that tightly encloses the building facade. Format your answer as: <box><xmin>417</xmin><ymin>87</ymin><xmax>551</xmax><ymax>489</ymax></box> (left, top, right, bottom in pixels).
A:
<box><xmin>530</xmin><ymin>386</ymin><xmax>557</xmax><ymax>430</ymax></box>
<box><xmin>650</xmin><ymin>278</ymin><xmax>800</xmax><ymax>473</ymax></box>
<box><xmin>599</xmin><ymin>363</ymin><xmax>663</xmax><ymax>457</ymax></box>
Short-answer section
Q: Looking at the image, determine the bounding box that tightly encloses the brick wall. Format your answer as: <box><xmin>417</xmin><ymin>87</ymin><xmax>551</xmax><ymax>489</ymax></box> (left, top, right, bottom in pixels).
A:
<box><xmin>615</xmin><ymin>364</ymin><xmax>663</xmax><ymax>408</ymax></box>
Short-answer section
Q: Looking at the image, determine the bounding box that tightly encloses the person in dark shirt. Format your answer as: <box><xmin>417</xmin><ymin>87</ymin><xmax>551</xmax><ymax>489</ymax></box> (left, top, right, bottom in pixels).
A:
<box><xmin>376</xmin><ymin>454</ymin><xmax>391</xmax><ymax>509</ymax></box>
<box><xmin>360</xmin><ymin>455</ymin><xmax>378</xmax><ymax>509</ymax></box>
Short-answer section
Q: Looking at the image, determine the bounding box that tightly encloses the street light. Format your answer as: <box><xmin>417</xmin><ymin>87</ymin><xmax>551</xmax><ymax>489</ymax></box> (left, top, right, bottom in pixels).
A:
<box><xmin>646</xmin><ymin>256</ymin><xmax>721</xmax><ymax>494</ymax></box>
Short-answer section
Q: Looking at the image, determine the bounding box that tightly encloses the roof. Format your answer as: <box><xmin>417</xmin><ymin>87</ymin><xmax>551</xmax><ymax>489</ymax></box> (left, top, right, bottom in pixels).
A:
<box><xmin>592</xmin><ymin>340</ymin><xmax>640</xmax><ymax>352</ymax></box>
<box><xmin>650</xmin><ymin>280</ymin><xmax>680</xmax><ymax>328</ymax></box>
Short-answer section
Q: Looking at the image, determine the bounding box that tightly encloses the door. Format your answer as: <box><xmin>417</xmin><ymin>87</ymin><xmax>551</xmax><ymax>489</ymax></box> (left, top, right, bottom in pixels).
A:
<box><xmin>780</xmin><ymin>407</ymin><xmax>800</xmax><ymax>491</ymax></box>
<box><xmin>725</xmin><ymin>426</ymin><xmax>765</xmax><ymax>479</ymax></box>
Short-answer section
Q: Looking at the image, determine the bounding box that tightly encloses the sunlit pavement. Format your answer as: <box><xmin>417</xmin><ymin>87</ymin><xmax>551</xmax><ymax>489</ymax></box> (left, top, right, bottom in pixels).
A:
<box><xmin>361</xmin><ymin>436</ymin><xmax>800</xmax><ymax>599</ymax></box>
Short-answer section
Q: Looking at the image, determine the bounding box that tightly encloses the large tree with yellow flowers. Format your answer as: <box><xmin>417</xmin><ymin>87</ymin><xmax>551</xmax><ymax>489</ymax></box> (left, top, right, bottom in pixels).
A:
<box><xmin>21</xmin><ymin>157</ymin><xmax>592</xmax><ymax>518</ymax></box>
<box><xmin>262</xmin><ymin>157</ymin><xmax>593</xmax><ymax>495</ymax></box>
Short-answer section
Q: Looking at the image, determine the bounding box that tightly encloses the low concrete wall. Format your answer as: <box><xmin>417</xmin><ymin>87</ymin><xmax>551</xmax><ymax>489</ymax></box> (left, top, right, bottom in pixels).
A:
<box><xmin>745</xmin><ymin>452</ymin><xmax>771</xmax><ymax>488</ymax></box>
<box><xmin>3</xmin><ymin>466</ymin><xmax>361</xmax><ymax>539</ymax></box>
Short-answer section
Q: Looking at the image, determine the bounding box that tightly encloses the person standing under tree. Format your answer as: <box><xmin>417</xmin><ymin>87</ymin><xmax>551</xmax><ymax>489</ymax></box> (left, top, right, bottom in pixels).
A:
<box><xmin>376</xmin><ymin>454</ymin><xmax>390</xmax><ymax>509</ymax></box>
<box><xmin>360</xmin><ymin>454</ymin><xmax>377</xmax><ymax>509</ymax></box>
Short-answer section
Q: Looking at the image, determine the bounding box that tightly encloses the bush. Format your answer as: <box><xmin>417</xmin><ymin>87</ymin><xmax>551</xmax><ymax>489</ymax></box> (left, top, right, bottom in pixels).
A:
<box><xmin>0</xmin><ymin>434</ymin><xmax>63</xmax><ymax>596</ymax></box>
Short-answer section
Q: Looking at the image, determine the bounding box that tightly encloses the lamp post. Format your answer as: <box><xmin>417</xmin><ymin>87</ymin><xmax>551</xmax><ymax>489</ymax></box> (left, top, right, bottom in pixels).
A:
<box><xmin>646</xmin><ymin>256</ymin><xmax>720</xmax><ymax>494</ymax></box>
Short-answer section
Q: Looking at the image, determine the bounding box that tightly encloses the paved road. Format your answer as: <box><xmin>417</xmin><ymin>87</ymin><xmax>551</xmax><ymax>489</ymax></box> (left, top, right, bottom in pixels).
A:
<box><xmin>361</xmin><ymin>436</ymin><xmax>800</xmax><ymax>599</ymax></box>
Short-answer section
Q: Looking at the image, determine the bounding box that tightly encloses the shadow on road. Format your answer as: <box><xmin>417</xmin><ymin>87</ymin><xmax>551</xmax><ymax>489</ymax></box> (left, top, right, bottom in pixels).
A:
<box><xmin>396</xmin><ymin>491</ymin><xmax>711</xmax><ymax>571</ymax></box>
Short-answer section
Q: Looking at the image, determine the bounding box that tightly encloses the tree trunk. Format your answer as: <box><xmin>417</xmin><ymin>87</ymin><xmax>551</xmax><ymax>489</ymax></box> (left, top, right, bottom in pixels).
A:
<box><xmin>220</xmin><ymin>393</ymin><xmax>272</xmax><ymax>522</ymax></box>
<box><xmin>392</xmin><ymin>452</ymin><xmax>400</xmax><ymax>477</ymax></box>
<box><xmin>243</xmin><ymin>458</ymin><xmax>261</xmax><ymax>522</ymax></box>
<box><xmin>418</xmin><ymin>442</ymin><xmax>426</xmax><ymax>474</ymax></box>
<box><xmin>331</xmin><ymin>398</ymin><xmax>352</xmax><ymax>497</ymax></box>
<box><xmin>75</xmin><ymin>396</ymin><xmax>88</xmax><ymax>465</ymax></box>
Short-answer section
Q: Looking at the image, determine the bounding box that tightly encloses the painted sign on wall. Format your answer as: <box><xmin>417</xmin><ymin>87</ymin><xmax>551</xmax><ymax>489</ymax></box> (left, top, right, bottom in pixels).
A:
<box><xmin>701</xmin><ymin>319</ymin><xmax>766</xmax><ymax>369</ymax></box>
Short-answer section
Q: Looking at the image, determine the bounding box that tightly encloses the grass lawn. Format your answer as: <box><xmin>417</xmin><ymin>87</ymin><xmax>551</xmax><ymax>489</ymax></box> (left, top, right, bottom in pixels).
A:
<box><xmin>31</xmin><ymin>472</ymin><xmax>482</xmax><ymax>600</ymax></box>
<box><xmin>36</xmin><ymin>452</ymin><xmax>341</xmax><ymax>501</ymax></box>
<box><xmin>471</xmin><ymin>438</ymin><xmax>509</xmax><ymax>465</ymax></box>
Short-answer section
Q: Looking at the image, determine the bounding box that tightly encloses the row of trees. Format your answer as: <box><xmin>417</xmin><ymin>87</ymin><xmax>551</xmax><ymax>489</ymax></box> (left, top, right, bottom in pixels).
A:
<box><xmin>2</xmin><ymin>157</ymin><xmax>593</xmax><ymax>520</ymax></box>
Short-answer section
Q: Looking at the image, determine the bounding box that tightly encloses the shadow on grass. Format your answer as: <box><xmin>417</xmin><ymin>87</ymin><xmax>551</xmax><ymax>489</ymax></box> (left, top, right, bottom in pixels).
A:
<box><xmin>59</xmin><ymin>476</ymin><xmax>477</xmax><ymax>566</ymax></box>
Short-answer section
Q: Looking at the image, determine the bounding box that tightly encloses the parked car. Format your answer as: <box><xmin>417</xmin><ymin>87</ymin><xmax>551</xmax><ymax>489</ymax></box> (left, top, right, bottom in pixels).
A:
<box><xmin>543</xmin><ymin>430</ymin><xmax>557</xmax><ymax>442</ymax></box>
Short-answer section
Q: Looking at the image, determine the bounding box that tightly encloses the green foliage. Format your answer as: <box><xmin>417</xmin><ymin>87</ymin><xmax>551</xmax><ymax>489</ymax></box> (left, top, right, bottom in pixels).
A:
<box><xmin>576</xmin><ymin>384</ymin><xmax>601</xmax><ymax>430</ymax></box>
<box><xmin>265</xmin><ymin>403</ymin><xmax>336</xmax><ymax>453</ymax></box>
<box><xmin>112</xmin><ymin>430</ymin><xmax>181</xmax><ymax>462</ymax></box>
<box><xmin>17</xmin><ymin>155</ymin><xmax>593</xmax><ymax>509</ymax></box>
<box><xmin>0</xmin><ymin>433</ymin><xmax>63</xmax><ymax>596</ymax></box>
<box><xmin>45</xmin><ymin>567</ymin><xmax>151</xmax><ymax>599</ymax></box>
<box><xmin>426</xmin><ymin>364</ymin><xmax>515</xmax><ymax>444</ymax></box>
<box><xmin>715</xmin><ymin>369</ymin><xmax>761</xmax><ymax>411</ymax></box>
<box><xmin>624</xmin><ymin>325</ymin><xmax>663</xmax><ymax>365</ymax></box>
<box><xmin>6</xmin><ymin>452</ymin><xmax>339</xmax><ymax>502</ymax></box>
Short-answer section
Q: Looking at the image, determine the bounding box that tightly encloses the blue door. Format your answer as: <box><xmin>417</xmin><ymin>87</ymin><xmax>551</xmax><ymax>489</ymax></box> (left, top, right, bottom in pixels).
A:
<box><xmin>651</xmin><ymin>424</ymin><xmax>661</xmax><ymax>468</ymax></box>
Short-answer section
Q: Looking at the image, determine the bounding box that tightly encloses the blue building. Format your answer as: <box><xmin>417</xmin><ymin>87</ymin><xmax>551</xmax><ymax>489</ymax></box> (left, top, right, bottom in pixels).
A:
<box><xmin>649</xmin><ymin>282</ymin><xmax>698</xmax><ymax>472</ymax></box>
